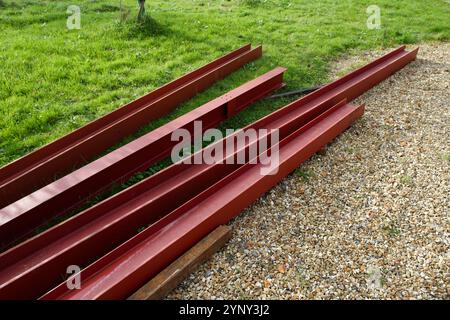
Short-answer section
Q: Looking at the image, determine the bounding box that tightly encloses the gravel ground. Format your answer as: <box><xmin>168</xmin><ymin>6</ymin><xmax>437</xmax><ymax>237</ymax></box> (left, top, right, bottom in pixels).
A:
<box><xmin>168</xmin><ymin>43</ymin><xmax>449</xmax><ymax>300</ymax></box>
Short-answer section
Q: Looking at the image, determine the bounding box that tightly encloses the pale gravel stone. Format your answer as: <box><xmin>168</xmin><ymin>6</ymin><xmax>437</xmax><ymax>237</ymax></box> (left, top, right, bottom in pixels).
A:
<box><xmin>167</xmin><ymin>43</ymin><xmax>450</xmax><ymax>300</ymax></box>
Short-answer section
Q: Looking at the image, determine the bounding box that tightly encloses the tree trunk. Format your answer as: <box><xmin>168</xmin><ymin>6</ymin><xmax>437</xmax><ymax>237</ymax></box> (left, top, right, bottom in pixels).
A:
<box><xmin>137</xmin><ymin>0</ymin><xmax>146</xmax><ymax>22</ymax></box>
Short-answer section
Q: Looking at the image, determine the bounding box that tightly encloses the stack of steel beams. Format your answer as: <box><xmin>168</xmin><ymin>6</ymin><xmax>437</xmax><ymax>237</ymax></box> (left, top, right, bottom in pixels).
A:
<box><xmin>0</xmin><ymin>45</ymin><xmax>418</xmax><ymax>300</ymax></box>
<box><xmin>0</xmin><ymin>66</ymin><xmax>285</xmax><ymax>247</ymax></box>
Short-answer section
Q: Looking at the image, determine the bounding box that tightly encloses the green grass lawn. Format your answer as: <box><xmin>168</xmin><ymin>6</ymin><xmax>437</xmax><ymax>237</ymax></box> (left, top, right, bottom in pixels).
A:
<box><xmin>0</xmin><ymin>0</ymin><xmax>448</xmax><ymax>212</ymax></box>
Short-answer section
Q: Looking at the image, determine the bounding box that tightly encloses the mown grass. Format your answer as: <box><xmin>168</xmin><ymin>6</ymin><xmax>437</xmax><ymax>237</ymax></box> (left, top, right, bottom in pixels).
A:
<box><xmin>0</xmin><ymin>0</ymin><xmax>449</xmax><ymax>215</ymax></box>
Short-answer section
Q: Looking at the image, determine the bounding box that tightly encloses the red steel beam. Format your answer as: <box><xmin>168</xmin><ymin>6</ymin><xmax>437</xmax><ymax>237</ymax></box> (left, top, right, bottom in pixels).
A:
<box><xmin>41</xmin><ymin>100</ymin><xmax>365</xmax><ymax>300</ymax></box>
<box><xmin>0</xmin><ymin>46</ymin><xmax>418</xmax><ymax>300</ymax></box>
<box><xmin>0</xmin><ymin>44</ymin><xmax>262</xmax><ymax>209</ymax></box>
<box><xmin>0</xmin><ymin>67</ymin><xmax>285</xmax><ymax>247</ymax></box>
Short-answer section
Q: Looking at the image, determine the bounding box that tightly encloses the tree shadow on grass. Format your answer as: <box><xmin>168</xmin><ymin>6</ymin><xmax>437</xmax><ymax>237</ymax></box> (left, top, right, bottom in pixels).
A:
<box><xmin>0</xmin><ymin>0</ymin><xmax>21</xmax><ymax>8</ymax></box>
<box><xmin>1</xmin><ymin>0</ymin><xmax>43</xmax><ymax>8</ymax></box>
<box><xmin>94</xmin><ymin>4</ymin><xmax>121</xmax><ymax>13</ymax></box>
<box><xmin>115</xmin><ymin>15</ymin><xmax>171</xmax><ymax>40</ymax></box>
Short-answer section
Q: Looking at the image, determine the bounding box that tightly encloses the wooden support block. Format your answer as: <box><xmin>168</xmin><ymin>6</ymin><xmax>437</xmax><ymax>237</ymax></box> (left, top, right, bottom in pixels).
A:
<box><xmin>128</xmin><ymin>225</ymin><xmax>232</xmax><ymax>300</ymax></box>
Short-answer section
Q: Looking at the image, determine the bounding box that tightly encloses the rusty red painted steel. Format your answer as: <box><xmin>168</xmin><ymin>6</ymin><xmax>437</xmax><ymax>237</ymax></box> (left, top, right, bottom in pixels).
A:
<box><xmin>41</xmin><ymin>100</ymin><xmax>365</xmax><ymax>300</ymax></box>
<box><xmin>0</xmin><ymin>70</ymin><xmax>331</xmax><ymax>300</ymax></box>
<box><xmin>0</xmin><ymin>46</ymin><xmax>418</xmax><ymax>299</ymax></box>
<box><xmin>0</xmin><ymin>67</ymin><xmax>285</xmax><ymax>247</ymax></box>
<box><xmin>0</xmin><ymin>44</ymin><xmax>262</xmax><ymax>209</ymax></box>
